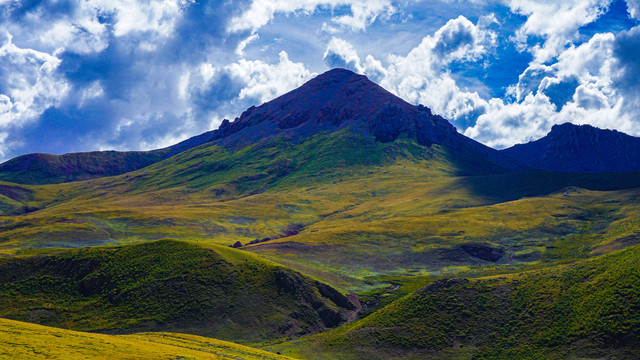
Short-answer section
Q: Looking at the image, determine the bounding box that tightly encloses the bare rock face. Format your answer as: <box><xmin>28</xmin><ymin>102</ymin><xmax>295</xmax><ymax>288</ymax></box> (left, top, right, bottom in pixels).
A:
<box><xmin>502</xmin><ymin>123</ymin><xmax>640</xmax><ymax>173</ymax></box>
<box><xmin>210</xmin><ymin>69</ymin><xmax>458</xmax><ymax>149</ymax></box>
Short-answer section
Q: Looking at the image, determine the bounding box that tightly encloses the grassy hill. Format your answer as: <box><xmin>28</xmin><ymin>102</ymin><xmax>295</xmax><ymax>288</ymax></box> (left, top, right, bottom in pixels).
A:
<box><xmin>0</xmin><ymin>239</ymin><xmax>357</xmax><ymax>344</ymax></box>
<box><xmin>275</xmin><ymin>243</ymin><xmax>640</xmax><ymax>359</ymax></box>
<box><xmin>0</xmin><ymin>318</ymin><xmax>296</xmax><ymax>359</ymax></box>
<box><xmin>0</xmin><ymin>129</ymin><xmax>218</xmax><ymax>185</ymax></box>
<box><xmin>0</xmin><ymin>150</ymin><xmax>168</xmax><ymax>185</ymax></box>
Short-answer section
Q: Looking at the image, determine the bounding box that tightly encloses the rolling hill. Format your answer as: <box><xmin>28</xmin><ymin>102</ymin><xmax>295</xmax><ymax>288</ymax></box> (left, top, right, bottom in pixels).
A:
<box><xmin>0</xmin><ymin>239</ymin><xmax>357</xmax><ymax>343</ymax></box>
<box><xmin>0</xmin><ymin>128</ymin><xmax>218</xmax><ymax>185</ymax></box>
<box><xmin>276</xmin><ymin>243</ymin><xmax>640</xmax><ymax>359</ymax></box>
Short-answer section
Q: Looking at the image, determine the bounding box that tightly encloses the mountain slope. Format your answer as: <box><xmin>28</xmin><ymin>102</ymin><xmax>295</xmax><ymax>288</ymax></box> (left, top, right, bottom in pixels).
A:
<box><xmin>277</xmin><ymin>244</ymin><xmax>640</xmax><ymax>359</ymax></box>
<box><xmin>0</xmin><ymin>239</ymin><xmax>357</xmax><ymax>343</ymax></box>
<box><xmin>502</xmin><ymin>123</ymin><xmax>640</xmax><ymax>173</ymax></box>
<box><xmin>0</xmin><ymin>129</ymin><xmax>217</xmax><ymax>185</ymax></box>
<box><xmin>0</xmin><ymin>318</ymin><xmax>296</xmax><ymax>360</ymax></box>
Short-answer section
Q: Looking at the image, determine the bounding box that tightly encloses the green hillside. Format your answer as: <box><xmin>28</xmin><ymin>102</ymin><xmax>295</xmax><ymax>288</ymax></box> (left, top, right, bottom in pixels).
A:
<box><xmin>0</xmin><ymin>128</ymin><xmax>217</xmax><ymax>185</ymax></box>
<box><xmin>276</xmin><ymin>243</ymin><xmax>640</xmax><ymax>359</ymax></box>
<box><xmin>0</xmin><ymin>239</ymin><xmax>357</xmax><ymax>344</ymax></box>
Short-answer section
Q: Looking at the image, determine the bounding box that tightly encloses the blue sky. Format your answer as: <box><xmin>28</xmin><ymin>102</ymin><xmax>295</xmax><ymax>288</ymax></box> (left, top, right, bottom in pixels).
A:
<box><xmin>0</xmin><ymin>0</ymin><xmax>639</xmax><ymax>160</ymax></box>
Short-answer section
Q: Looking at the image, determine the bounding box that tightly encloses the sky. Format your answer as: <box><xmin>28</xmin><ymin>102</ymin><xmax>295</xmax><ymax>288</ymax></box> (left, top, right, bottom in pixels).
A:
<box><xmin>0</xmin><ymin>0</ymin><xmax>639</xmax><ymax>161</ymax></box>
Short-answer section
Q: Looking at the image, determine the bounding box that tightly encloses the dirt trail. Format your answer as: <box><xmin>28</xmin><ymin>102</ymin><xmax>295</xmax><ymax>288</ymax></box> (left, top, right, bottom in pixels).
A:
<box><xmin>505</xmin><ymin>246</ymin><xmax>515</xmax><ymax>263</ymax></box>
<box><xmin>345</xmin><ymin>293</ymin><xmax>363</xmax><ymax>323</ymax></box>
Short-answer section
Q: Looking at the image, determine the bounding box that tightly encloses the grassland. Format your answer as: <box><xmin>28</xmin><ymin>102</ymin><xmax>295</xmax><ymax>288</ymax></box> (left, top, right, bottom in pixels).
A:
<box><xmin>1</xmin><ymin>130</ymin><xmax>640</xmax><ymax>291</ymax></box>
<box><xmin>0</xmin><ymin>318</ymin><xmax>296</xmax><ymax>359</ymax></box>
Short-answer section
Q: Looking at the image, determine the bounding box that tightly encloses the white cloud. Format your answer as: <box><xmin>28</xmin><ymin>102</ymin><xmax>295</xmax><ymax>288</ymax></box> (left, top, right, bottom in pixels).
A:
<box><xmin>1</xmin><ymin>0</ymin><xmax>189</xmax><ymax>56</ymax></box>
<box><xmin>0</xmin><ymin>33</ymin><xmax>69</xmax><ymax>128</ymax></box>
<box><xmin>39</xmin><ymin>18</ymin><xmax>108</xmax><ymax>55</ymax></box>
<box><xmin>464</xmin><ymin>30</ymin><xmax>640</xmax><ymax>148</ymax></box>
<box><xmin>323</xmin><ymin>37</ymin><xmax>365</xmax><ymax>72</ymax></box>
<box><xmin>332</xmin><ymin>0</ymin><xmax>394</xmax><ymax>30</ymax></box>
<box><xmin>89</xmin><ymin>0</ymin><xmax>190</xmax><ymax>38</ymax></box>
<box><xmin>79</xmin><ymin>81</ymin><xmax>105</xmax><ymax>107</ymax></box>
<box><xmin>464</xmin><ymin>93</ymin><xmax>556</xmax><ymax>148</ymax></box>
<box><xmin>228</xmin><ymin>0</ymin><xmax>394</xmax><ymax>33</ymax></box>
<box><xmin>226</xmin><ymin>51</ymin><xmax>314</xmax><ymax>103</ymax></box>
<box><xmin>377</xmin><ymin>15</ymin><xmax>496</xmax><ymax>126</ymax></box>
<box><xmin>626</xmin><ymin>0</ymin><xmax>640</xmax><ymax>19</ymax></box>
<box><xmin>236</xmin><ymin>34</ymin><xmax>260</xmax><ymax>56</ymax></box>
<box><xmin>506</xmin><ymin>0</ymin><xmax>611</xmax><ymax>63</ymax></box>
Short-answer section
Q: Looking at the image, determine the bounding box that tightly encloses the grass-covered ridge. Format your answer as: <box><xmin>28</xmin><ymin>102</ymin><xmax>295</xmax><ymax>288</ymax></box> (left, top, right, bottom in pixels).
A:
<box><xmin>276</xmin><ymin>244</ymin><xmax>640</xmax><ymax>359</ymax></box>
<box><xmin>0</xmin><ymin>318</ymin><xmax>297</xmax><ymax>360</ymax></box>
<box><xmin>0</xmin><ymin>239</ymin><xmax>357</xmax><ymax>344</ymax></box>
<box><xmin>0</xmin><ymin>150</ymin><xmax>169</xmax><ymax>185</ymax></box>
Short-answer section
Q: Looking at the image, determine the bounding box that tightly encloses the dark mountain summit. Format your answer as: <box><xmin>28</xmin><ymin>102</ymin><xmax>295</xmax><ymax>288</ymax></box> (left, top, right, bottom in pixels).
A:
<box><xmin>212</xmin><ymin>68</ymin><xmax>458</xmax><ymax>148</ymax></box>
<box><xmin>502</xmin><ymin>123</ymin><xmax>640</xmax><ymax>173</ymax></box>
<box><xmin>210</xmin><ymin>68</ymin><xmax>524</xmax><ymax>173</ymax></box>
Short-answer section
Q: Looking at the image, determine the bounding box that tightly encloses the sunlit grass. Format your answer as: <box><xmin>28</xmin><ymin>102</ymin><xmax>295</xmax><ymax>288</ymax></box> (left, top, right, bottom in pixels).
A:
<box><xmin>0</xmin><ymin>318</ymin><xmax>296</xmax><ymax>359</ymax></box>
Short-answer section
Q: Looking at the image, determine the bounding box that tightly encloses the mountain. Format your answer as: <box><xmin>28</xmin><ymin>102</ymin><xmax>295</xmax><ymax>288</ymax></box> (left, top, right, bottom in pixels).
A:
<box><xmin>0</xmin><ymin>129</ymin><xmax>217</xmax><ymax>185</ymax></box>
<box><xmin>0</xmin><ymin>68</ymin><xmax>524</xmax><ymax>186</ymax></box>
<box><xmin>0</xmin><ymin>239</ymin><xmax>357</xmax><ymax>343</ymax></box>
<box><xmin>3</xmin><ymin>70</ymin><xmax>640</xmax><ymax>285</ymax></box>
<box><xmin>502</xmin><ymin>123</ymin><xmax>640</xmax><ymax>173</ymax></box>
<box><xmin>208</xmin><ymin>68</ymin><xmax>524</xmax><ymax>174</ymax></box>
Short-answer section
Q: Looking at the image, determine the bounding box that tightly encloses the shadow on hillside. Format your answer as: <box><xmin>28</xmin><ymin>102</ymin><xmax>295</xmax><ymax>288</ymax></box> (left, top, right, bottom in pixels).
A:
<box><xmin>459</xmin><ymin>170</ymin><xmax>640</xmax><ymax>204</ymax></box>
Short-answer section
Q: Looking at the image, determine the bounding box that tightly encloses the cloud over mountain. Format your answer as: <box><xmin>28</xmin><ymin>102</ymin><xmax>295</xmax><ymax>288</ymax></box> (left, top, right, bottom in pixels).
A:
<box><xmin>0</xmin><ymin>0</ymin><xmax>638</xmax><ymax>160</ymax></box>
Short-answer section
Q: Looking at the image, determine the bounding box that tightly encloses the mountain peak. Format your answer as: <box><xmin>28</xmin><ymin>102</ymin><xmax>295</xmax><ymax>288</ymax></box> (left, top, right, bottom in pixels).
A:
<box><xmin>308</xmin><ymin>67</ymin><xmax>359</xmax><ymax>82</ymax></box>
<box><xmin>549</xmin><ymin>122</ymin><xmax>622</xmax><ymax>138</ymax></box>
<box><xmin>211</xmin><ymin>68</ymin><xmax>458</xmax><ymax>149</ymax></box>
<box><xmin>502</xmin><ymin>122</ymin><xmax>640</xmax><ymax>173</ymax></box>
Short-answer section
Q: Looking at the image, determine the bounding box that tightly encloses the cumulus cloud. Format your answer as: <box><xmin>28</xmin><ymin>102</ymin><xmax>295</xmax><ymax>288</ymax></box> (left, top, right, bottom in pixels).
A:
<box><xmin>507</xmin><ymin>0</ymin><xmax>611</xmax><ymax>63</ymax></box>
<box><xmin>323</xmin><ymin>37</ymin><xmax>364</xmax><ymax>73</ymax></box>
<box><xmin>229</xmin><ymin>0</ymin><xmax>394</xmax><ymax>33</ymax></box>
<box><xmin>227</xmin><ymin>51</ymin><xmax>314</xmax><ymax>104</ymax></box>
<box><xmin>626</xmin><ymin>0</ymin><xmax>640</xmax><ymax>19</ymax></box>
<box><xmin>0</xmin><ymin>0</ymin><xmax>244</xmax><ymax>157</ymax></box>
<box><xmin>0</xmin><ymin>33</ymin><xmax>69</xmax><ymax>128</ymax></box>
<box><xmin>377</xmin><ymin>15</ymin><xmax>497</xmax><ymax>128</ymax></box>
<box><xmin>613</xmin><ymin>25</ymin><xmax>640</xmax><ymax>112</ymax></box>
